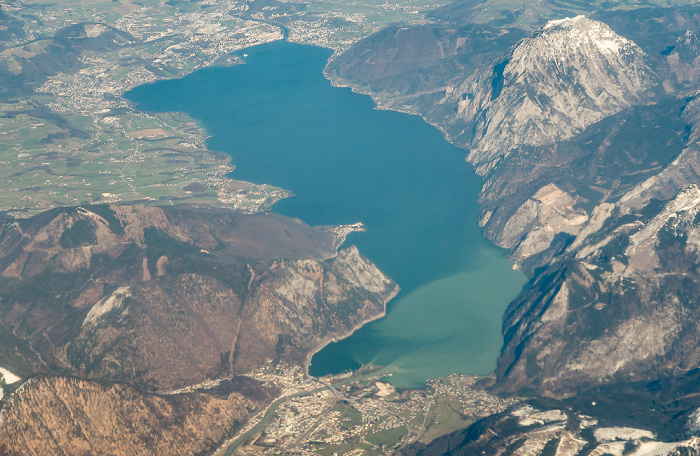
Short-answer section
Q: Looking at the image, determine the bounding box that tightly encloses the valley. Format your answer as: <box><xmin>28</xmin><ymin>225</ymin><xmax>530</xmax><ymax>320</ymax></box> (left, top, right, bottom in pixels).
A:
<box><xmin>4</xmin><ymin>0</ymin><xmax>700</xmax><ymax>455</ymax></box>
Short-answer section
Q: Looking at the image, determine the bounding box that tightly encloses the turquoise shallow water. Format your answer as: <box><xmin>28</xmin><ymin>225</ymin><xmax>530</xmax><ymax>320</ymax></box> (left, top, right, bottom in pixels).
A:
<box><xmin>125</xmin><ymin>40</ymin><xmax>526</xmax><ymax>387</ymax></box>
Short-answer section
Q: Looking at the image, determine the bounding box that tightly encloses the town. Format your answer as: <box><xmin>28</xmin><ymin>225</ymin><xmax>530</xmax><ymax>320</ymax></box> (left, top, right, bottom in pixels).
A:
<box><xmin>211</xmin><ymin>364</ymin><xmax>518</xmax><ymax>456</ymax></box>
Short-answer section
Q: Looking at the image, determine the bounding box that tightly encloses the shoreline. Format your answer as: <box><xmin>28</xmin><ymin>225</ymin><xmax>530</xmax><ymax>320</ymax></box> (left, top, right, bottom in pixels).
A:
<box><xmin>304</xmin><ymin>284</ymin><xmax>401</xmax><ymax>377</ymax></box>
<box><xmin>321</xmin><ymin>68</ymin><xmax>463</xmax><ymax>156</ymax></box>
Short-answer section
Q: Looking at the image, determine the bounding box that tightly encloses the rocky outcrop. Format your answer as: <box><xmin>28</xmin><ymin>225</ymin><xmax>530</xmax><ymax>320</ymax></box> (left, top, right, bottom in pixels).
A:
<box><xmin>492</xmin><ymin>86</ymin><xmax>700</xmax><ymax>392</ymax></box>
<box><xmin>494</xmin><ymin>183</ymin><xmax>589</xmax><ymax>263</ymax></box>
<box><xmin>448</xmin><ymin>16</ymin><xmax>657</xmax><ymax>174</ymax></box>
<box><xmin>494</xmin><ymin>182</ymin><xmax>700</xmax><ymax>393</ymax></box>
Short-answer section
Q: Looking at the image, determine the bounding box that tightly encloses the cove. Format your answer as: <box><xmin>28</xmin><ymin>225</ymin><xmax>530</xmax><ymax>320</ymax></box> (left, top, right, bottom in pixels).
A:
<box><xmin>124</xmin><ymin>40</ymin><xmax>526</xmax><ymax>388</ymax></box>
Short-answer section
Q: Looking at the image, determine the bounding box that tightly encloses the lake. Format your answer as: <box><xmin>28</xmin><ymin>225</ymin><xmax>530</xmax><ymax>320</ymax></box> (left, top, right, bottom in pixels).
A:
<box><xmin>124</xmin><ymin>40</ymin><xmax>526</xmax><ymax>388</ymax></box>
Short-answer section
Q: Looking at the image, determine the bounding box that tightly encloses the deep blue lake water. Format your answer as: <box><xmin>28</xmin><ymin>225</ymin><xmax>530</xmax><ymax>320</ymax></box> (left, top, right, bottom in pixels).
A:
<box><xmin>125</xmin><ymin>41</ymin><xmax>526</xmax><ymax>387</ymax></box>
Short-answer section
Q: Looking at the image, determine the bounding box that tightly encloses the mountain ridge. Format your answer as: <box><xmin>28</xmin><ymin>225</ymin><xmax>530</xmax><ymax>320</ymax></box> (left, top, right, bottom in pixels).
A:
<box><xmin>0</xmin><ymin>204</ymin><xmax>398</xmax><ymax>453</ymax></box>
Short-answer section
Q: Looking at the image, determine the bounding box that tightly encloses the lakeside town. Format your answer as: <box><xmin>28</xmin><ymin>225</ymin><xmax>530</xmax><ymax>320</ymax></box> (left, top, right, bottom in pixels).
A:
<box><xmin>211</xmin><ymin>364</ymin><xmax>519</xmax><ymax>455</ymax></box>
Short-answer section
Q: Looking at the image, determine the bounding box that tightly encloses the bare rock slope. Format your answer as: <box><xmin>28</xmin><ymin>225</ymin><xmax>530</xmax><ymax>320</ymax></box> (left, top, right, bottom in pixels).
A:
<box><xmin>448</xmin><ymin>15</ymin><xmax>657</xmax><ymax>174</ymax></box>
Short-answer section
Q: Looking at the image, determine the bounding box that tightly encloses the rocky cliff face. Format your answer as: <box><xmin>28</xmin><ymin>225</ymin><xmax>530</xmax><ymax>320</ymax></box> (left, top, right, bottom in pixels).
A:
<box><xmin>472</xmin><ymin>15</ymin><xmax>700</xmax><ymax>392</ymax></box>
<box><xmin>330</xmin><ymin>15</ymin><xmax>658</xmax><ymax>173</ymax></box>
<box><xmin>327</xmin><ymin>5</ymin><xmax>700</xmax><ymax>397</ymax></box>
<box><xmin>493</xmin><ymin>85</ymin><xmax>700</xmax><ymax>393</ymax></box>
<box><xmin>447</xmin><ymin>15</ymin><xmax>657</xmax><ymax>174</ymax></box>
<box><xmin>0</xmin><ymin>204</ymin><xmax>397</xmax><ymax>452</ymax></box>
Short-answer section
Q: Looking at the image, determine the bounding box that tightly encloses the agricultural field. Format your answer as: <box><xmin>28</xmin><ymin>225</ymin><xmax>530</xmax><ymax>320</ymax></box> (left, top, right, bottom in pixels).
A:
<box><xmin>0</xmin><ymin>0</ymin><xmax>451</xmax><ymax>217</ymax></box>
<box><xmin>0</xmin><ymin>0</ymin><xmax>288</xmax><ymax>216</ymax></box>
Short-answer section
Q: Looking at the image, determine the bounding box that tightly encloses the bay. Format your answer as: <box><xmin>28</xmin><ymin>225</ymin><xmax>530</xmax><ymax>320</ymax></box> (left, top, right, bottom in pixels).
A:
<box><xmin>124</xmin><ymin>40</ymin><xmax>526</xmax><ymax>388</ymax></box>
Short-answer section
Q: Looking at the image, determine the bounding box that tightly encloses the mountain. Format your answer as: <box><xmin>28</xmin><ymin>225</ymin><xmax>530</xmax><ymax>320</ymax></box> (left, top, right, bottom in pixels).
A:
<box><xmin>0</xmin><ymin>20</ymin><xmax>135</xmax><ymax>101</ymax></box>
<box><xmin>0</xmin><ymin>204</ymin><xmax>397</xmax><ymax>452</ymax></box>
<box><xmin>0</xmin><ymin>204</ymin><xmax>397</xmax><ymax>388</ymax></box>
<box><xmin>446</xmin><ymin>15</ymin><xmax>657</xmax><ymax>174</ymax></box>
<box><xmin>322</xmin><ymin>4</ymin><xmax>700</xmax><ymax>451</ymax></box>
<box><xmin>6</xmin><ymin>0</ymin><xmax>700</xmax><ymax>452</ymax></box>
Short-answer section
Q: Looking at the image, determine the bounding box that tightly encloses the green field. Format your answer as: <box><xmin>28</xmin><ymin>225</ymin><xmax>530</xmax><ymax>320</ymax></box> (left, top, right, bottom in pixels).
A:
<box><xmin>315</xmin><ymin>443</ymin><xmax>378</xmax><ymax>456</ymax></box>
<box><xmin>366</xmin><ymin>425</ymin><xmax>408</xmax><ymax>446</ymax></box>
<box><xmin>334</xmin><ymin>403</ymin><xmax>363</xmax><ymax>430</ymax></box>
<box><xmin>420</xmin><ymin>396</ymin><xmax>474</xmax><ymax>443</ymax></box>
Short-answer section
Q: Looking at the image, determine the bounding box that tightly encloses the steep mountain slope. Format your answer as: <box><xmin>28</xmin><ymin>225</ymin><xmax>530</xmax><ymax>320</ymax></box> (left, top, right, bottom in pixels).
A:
<box><xmin>326</xmin><ymin>24</ymin><xmax>526</xmax><ymax>116</ymax></box>
<box><xmin>448</xmin><ymin>15</ymin><xmax>657</xmax><ymax>174</ymax></box>
<box><xmin>495</xmin><ymin>135</ymin><xmax>700</xmax><ymax>394</ymax></box>
<box><xmin>330</xmin><ymin>15</ymin><xmax>661</xmax><ymax>171</ymax></box>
